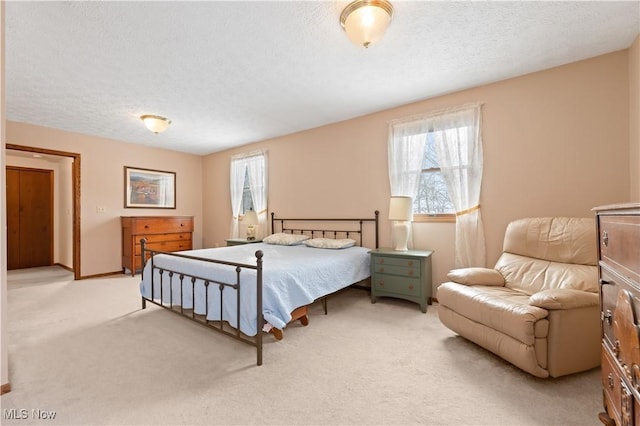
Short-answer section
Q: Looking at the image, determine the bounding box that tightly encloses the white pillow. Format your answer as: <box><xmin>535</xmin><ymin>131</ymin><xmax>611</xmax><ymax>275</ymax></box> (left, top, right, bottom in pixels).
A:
<box><xmin>262</xmin><ymin>233</ymin><xmax>309</xmax><ymax>246</ymax></box>
<box><xmin>304</xmin><ymin>238</ymin><xmax>356</xmax><ymax>249</ymax></box>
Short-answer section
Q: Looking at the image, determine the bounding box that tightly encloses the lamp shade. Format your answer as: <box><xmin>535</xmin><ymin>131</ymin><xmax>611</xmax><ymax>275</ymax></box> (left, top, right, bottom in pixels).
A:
<box><xmin>141</xmin><ymin>115</ymin><xmax>171</xmax><ymax>134</ymax></box>
<box><xmin>244</xmin><ymin>210</ymin><xmax>258</xmax><ymax>240</ymax></box>
<box><xmin>389</xmin><ymin>196</ymin><xmax>413</xmax><ymax>221</ymax></box>
<box><xmin>244</xmin><ymin>210</ymin><xmax>258</xmax><ymax>225</ymax></box>
<box><xmin>340</xmin><ymin>0</ymin><xmax>393</xmax><ymax>48</ymax></box>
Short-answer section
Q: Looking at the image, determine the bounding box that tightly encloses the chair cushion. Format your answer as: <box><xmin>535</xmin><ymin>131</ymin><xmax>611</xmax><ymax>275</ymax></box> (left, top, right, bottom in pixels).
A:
<box><xmin>437</xmin><ymin>282</ymin><xmax>549</xmax><ymax>345</ymax></box>
<box><xmin>495</xmin><ymin>252</ymin><xmax>598</xmax><ymax>295</ymax></box>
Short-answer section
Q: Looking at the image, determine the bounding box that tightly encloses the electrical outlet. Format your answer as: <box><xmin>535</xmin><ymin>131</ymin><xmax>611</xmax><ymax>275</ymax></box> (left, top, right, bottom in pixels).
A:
<box><xmin>96</xmin><ymin>206</ymin><xmax>106</xmax><ymax>213</ymax></box>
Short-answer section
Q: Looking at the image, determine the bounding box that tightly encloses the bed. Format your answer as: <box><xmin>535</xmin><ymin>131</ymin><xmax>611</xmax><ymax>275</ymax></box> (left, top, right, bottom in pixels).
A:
<box><xmin>139</xmin><ymin>211</ymin><xmax>379</xmax><ymax>365</ymax></box>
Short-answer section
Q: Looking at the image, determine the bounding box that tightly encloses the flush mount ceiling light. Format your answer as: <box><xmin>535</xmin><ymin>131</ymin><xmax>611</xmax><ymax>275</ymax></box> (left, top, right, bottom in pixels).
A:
<box><xmin>339</xmin><ymin>0</ymin><xmax>393</xmax><ymax>48</ymax></box>
<box><xmin>140</xmin><ymin>114</ymin><xmax>171</xmax><ymax>134</ymax></box>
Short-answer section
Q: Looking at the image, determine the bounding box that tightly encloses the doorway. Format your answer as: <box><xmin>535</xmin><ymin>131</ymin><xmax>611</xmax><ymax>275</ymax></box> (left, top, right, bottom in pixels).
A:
<box><xmin>6</xmin><ymin>166</ymin><xmax>53</xmax><ymax>269</ymax></box>
<box><xmin>5</xmin><ymin>144</ymin><xmax>81</xmax><ymax>280</ymax></box>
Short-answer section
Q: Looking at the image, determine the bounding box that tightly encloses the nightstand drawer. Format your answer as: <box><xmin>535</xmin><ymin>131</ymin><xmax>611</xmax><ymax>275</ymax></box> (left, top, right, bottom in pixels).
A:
<box><xmin>372</xmin><ymin>264</ymin><xmax>420</xmax><ymax>278</ymax></box>
<box><xmin>371</xmin><ymin>255</ymin><xmax>418</xmax><ymax>268</ymax></box>
<box><xmin>372</xmin><ymin>274</ymin><xmax>422</xmax><ymax>297</ymax></box>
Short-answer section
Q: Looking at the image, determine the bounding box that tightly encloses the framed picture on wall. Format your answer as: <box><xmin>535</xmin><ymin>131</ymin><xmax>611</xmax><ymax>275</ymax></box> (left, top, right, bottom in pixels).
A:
<box><xmin>124</xmin><ymin>166</ymin><xmax>176</xmax><ymax>209</ymax></box>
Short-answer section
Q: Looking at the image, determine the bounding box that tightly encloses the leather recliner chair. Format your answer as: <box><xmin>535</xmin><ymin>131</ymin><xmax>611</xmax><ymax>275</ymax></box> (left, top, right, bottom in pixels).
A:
<box><xmin>437</xmin><ymin>217</ymin><xmax>600</xmax><ymax>378</ymax></box>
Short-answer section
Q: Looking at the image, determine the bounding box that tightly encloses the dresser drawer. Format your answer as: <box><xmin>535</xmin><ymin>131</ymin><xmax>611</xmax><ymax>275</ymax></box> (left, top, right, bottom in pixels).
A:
<box><xmin>372</xmin><ymin>273</ymin><xmax>423</xmax><ymax>298</ymax></box>
<box><xmin>131</xmin><ymin>217</ymin><xmax>193</xmax><ymax>234</ymax></box>
<box><xmin>599</xmin><ymin>215</ymin><xmax>640</xmax><ymax>283</ymax></box>
<box><xmin>136</xmin><ymin>239</ymin><xmax>192</xmax><ymax>255</ymax></box>
<box><xmin>600</xmin><ymin>266</ymin><xmax>640</xmax><ymax>352</ymax></box>
<box><xmin>135</xmin><ymin>232</ymin><xmax>192</xmax><ymax>245</ymax></box>
<box><xmin>602</xmin><ymin>345</ymin><xmax>623</xmax><ymax>424</ymax></box>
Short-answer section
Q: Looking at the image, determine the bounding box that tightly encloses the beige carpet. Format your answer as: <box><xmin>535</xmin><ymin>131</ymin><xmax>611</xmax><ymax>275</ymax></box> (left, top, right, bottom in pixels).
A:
<box><xmin>1</xmin><ymin>266</ymin><xmax>601</xmax><ymax>425</ymax></box>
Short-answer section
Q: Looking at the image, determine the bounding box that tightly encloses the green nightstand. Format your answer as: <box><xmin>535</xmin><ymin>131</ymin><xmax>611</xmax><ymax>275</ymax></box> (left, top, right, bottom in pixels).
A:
<box><xmin>370</xmin><ymin>248</ymin><xmax>433</xmax><ymax>313</ymax></box>
<box><xmin>225</xmin><ymin>238</ymin><xmax>262</xmax><ymax>246</ymax></box>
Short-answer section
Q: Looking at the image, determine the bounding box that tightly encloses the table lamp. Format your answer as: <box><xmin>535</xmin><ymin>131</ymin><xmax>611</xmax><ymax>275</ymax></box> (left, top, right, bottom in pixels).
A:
<box><xmin>244</xmin><ymin>210</ymin><xmax>258</xmax><ymax>240</ymax></box>
<box><xmin>389</xmin><ymin>196</ymin><xmax>413</xmax><ymax>251</ymax></box>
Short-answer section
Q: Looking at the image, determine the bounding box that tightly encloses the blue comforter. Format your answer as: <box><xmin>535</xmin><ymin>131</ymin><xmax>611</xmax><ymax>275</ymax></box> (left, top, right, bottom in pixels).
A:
<box><xmin>139</xmin><ymin>243</ymin><xmax>371</xmax><ymax>335</ymax></box>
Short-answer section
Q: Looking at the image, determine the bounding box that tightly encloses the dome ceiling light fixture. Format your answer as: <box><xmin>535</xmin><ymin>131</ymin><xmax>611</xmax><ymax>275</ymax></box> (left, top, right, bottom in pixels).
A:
<box><xmin>339</xmin><ymin>0</ymin><xmax>393</xmax><ymax>48</ymax></box>
<box><xmin>140</xmin><ymin>114</ymin><xmax>171</xmax><ymax>134</ymax></box>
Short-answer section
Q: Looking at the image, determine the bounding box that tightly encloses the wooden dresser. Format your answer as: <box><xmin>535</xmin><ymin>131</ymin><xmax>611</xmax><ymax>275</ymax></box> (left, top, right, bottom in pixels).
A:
<box><xmin>594</xmin><ymin>203</ymin><xmax>640</xmax><ymax>426</ymax></box>
<box><xmin>121</xmin><ymin>216</ymin><xmax>193</xmax><ymax>276</ymax></box>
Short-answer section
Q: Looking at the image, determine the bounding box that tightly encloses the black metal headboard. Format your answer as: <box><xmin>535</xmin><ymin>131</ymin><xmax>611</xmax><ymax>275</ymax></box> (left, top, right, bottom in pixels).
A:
<box><xmin>270</xmin><ymin>211</ymin><xmax>379</xmax><ymax>248</ymax></box>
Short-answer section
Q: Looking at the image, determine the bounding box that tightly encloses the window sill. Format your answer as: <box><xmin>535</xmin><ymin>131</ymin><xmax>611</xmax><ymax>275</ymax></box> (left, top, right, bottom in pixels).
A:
<box><xmin>413</xmin><ymin>214</ymin><xmax>456</xmax><ymax>223</ymax></box>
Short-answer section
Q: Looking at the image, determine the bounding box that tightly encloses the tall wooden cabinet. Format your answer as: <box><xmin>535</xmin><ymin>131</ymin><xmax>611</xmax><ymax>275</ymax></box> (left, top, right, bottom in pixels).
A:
<box><xmin>121</xmin><ymin>216</ymin><xmax>193</xmax><ymax>276</ymax></box>
<box><xmin>594</xmin><ymin>203</ymin><xmax>640</xmax><ymax>426</ymax></box>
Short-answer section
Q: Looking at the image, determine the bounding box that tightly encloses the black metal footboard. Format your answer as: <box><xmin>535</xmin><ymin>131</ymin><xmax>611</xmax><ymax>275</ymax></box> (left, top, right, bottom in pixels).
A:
<box><xmin>139</xmin><ymin>239</ymin><xmax>264</xmax><ymax>366</ymax></box>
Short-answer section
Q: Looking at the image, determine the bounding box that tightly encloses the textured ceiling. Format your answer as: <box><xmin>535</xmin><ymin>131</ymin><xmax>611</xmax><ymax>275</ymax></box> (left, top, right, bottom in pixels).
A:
<box><xmin>5</xmin><ymin>1</ymin><xmax>640</xmax><ymax>156</ymax></box>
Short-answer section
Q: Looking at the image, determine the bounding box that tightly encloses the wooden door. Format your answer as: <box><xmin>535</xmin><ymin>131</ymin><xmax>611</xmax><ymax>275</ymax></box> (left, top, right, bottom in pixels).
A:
<box><xmin>6</xmin><ymin>166</ymin><xmax>54</xmax><ymax>269</ymax></box>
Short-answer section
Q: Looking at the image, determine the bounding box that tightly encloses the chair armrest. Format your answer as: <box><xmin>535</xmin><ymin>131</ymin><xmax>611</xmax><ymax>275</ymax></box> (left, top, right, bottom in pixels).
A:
<box><xmin>529</xmin><ymin>288</ymin><xmax>599</xmax><ymax>310</ymax></box>
<box><xmin>446</xmin><ymin>267</ymin><xmax>505</xmax><ymax>286</ymax></box>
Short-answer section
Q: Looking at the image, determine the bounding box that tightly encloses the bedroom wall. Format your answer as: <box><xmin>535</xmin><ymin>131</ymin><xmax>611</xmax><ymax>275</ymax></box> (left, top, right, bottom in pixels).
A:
<box><xmin>1</xmin><ymin>1</ymin><xmax>9</xmax><ymax>393</ymax></box>
<box><xmin>630</xmin><ymin>34</ymin><xmax>640</xmax><ymax>202</ymax></box>
<box><xmin>5</xmin><ymin>123</ymin><xmax>204</xmax><ymax>277</ymax></box>
<box><xmin>202</xmin><ymin>49</ymin><xmax>631</xmax><ymax>292</ymax></box>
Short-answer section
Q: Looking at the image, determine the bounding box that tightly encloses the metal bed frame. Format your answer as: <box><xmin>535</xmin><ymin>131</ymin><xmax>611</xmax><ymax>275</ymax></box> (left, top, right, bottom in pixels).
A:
<box><xmin>140</xmin><ymin>211</ymin><xmax>379</xmax><ymax>366</ymax></box>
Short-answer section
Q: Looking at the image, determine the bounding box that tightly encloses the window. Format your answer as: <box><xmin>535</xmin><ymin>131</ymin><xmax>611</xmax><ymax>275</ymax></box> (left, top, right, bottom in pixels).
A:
<box><xmin>230</xmin><ymin>150</ymin><xmax>268</xmax><ymax>239</ymax></box>
<box><xmin>414</xmin><ymin>132</ymin><xmax>455</xmax><ymax>220</ymax></box>
<box><xmin>241</xmin><ymin>168</ymin><xmax>254</xmax><ymax>214</ymax></box>
<box><xmin>389</xmin><ymin>104</ymin><xmax>484</xmax><ymax>266</ymax></box>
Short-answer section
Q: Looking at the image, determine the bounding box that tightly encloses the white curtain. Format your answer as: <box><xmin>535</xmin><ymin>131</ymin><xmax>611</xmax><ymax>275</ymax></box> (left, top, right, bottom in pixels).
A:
<box><xmin>229</xmin><ymin>150</ymin><xmax>268</xmax><ymax>239</ymax></box>
<box><xmin>229</xmin><ymin>157</ymin><xmax>246</xmax><ymax>239</ymax></box>
<box><xmin>387</xmin><ymin>119</ymin><xmax>428</xmax><ymax>248</ymax></box>
<box><xmin>246</xmin><ymin>152</ymin><xmax>268</xmax><ymax>239</ymax></box>
<box><xmin>432</xmin><ymin>105</ymin><xmax>486</xmax><ymax>268</ymax></box>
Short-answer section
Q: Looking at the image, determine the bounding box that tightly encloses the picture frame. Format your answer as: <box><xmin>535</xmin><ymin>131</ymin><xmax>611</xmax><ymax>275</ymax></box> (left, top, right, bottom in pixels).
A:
<box><xmin>124</xmin><ymin>166</ymin><xmax>176</xmax><ymax>209</ymax></box>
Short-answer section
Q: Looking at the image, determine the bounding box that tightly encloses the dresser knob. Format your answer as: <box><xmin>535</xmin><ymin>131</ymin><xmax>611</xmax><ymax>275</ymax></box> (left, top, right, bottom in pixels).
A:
<box><xmin>408</xmin><ymin>284</ymin><xmax>414</xmax><ymax>291</ymax></box>
<box><xmin>379</xmin><ymin>267</ymin><xmax>385</xmax><ymax>273</ymax></box>
<box><xmin>379</xmin><ymin>280</ymin><xmax>384</xmax><ymax>287</ymax></box>
<box><xmin>144</xmin><ymin>225</ymin><xmax>149</xmax><ymax>229</ymax></box>
<box><xmin>181</xmin><ymin>223</ymin><xmax>185</xmax><ymax>227</ymax></box>
<box><xmin>408</xmin><ymin>270</ymin><xmax>414</xmax><ymax>276</ymax></box>
<box><xmin>602</xmin><ymin>310</ymin><xmax>613</xmax><ymax>325</ymax></box>
<box><xmin>602</xmin><ymin>231</ymin><xmax>609</xmax><ymax>247</ymax></box>
<box><xmin>407</xmin><ymin>260</ymin><xmax>413</xmax><ymax>266</ymax></box>
<box><xmin>600</xmin><ymin>279</ymin><xmax>612</xmax><ymax>286</ymax></box>
<box><xmin>378</xmin><ymin>258</ymin><xmax>384</xmax><ymax>264</ymax></box>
